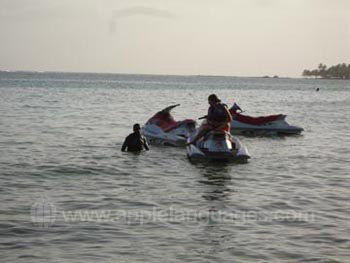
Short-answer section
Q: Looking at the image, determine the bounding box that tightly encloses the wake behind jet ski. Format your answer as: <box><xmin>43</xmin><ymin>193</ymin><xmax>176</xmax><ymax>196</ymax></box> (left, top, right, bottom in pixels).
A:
<box><xmin>142</xmin><ymin>104</ymin><xmax>196</xmax><ymax>146</ymax></box>
<box><xmin>186</xmin><ymin>119</ymin><xmax>250</xmax><ymax>162</ymax></box>
<box><xmin>229</xmin><ymin>103</ymin><xmax>304</xmax><ymax>136</ymax></box>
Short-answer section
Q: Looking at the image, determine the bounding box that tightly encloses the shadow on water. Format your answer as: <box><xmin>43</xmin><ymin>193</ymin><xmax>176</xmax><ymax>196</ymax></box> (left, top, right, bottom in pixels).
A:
<box><xmin>192</xmin><ymin>162</ymin><xmax>234</xmax><ymax>202</ymax></box>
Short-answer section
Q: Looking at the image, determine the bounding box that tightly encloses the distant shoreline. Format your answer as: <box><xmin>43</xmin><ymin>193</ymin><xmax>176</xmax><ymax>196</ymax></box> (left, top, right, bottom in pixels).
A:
<box><xmin>0</xmin><ymin>70</ymin><xmax>296</xmax><ymax>79</ymax></box>
<box><xmin>1</xmin><ymin>70</ymin><xmax>350</xmax><ymax>80</ymax></box>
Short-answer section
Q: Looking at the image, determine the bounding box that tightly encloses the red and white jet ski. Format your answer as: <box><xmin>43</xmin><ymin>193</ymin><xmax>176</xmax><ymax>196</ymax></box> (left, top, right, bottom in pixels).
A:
<box><xmin>229</xmin><ymin>103</ymin><xmax>303</xmax><ymax>136</ymax></box>
<box><xmin>142</xmin><ymin>104</ymin><xmax>196</xmax><ymax>146</ymax></box>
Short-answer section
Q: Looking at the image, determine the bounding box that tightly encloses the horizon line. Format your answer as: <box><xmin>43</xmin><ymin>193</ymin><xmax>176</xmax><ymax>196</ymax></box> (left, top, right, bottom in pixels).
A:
<box><xmin>0</xmin><ymin>69</ymin><xmax>300</xmax><ymax>79</ymax></box>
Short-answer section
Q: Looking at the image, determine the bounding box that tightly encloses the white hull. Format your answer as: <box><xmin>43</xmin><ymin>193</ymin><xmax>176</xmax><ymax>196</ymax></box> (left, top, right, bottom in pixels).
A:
<box><xmin>231</xmin><ymin>119</ymin><xmax>303</xmax><ymax>136</ymax></box>
<box><xmin>143</xmin><ymin>123</ymin><xmax>194</xmax><ymax>147</ymax></box>
<box><xmin>186</xmin><ymin>133</ymin><xmax>250</xmax><ymax>162</ymax></box>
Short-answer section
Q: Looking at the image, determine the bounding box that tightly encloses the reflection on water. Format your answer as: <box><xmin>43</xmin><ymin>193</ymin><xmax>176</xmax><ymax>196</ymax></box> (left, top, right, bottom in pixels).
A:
<box><xmin>195</xmin><ymin>163</ymin><xmax>233</xmax><ymax>203</ymax></box>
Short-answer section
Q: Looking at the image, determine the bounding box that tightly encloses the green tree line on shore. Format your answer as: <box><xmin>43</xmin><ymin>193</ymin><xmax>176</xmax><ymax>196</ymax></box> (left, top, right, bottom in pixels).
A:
<box><xmin>302</xmin><ymin>63</ymin><xmax>350</xmax><ymax>79</ymax></box>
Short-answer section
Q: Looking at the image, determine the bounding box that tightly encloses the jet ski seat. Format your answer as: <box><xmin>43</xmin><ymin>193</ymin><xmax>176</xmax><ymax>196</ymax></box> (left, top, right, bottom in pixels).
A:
<box><xmin>163</xmin><ymin>119</ymin><xmax>195</xmax><ymax>132</ymax></box>
<box><xmin>232</xmin><ymin>112</ymin><xmax>286</xmax><ymax>125</ymax></box>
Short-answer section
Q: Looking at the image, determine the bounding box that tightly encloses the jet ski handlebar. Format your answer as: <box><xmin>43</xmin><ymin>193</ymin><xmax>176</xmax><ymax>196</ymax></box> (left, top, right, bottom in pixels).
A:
<box><xmin>198</xmin><ymin>115</ymin><xmax>207</xmax><ymax>120</ymax></box>
<box><xmin>231</xmin><ymin>103</ymin><xmax>244</xmax><ymax>113</ymax></box>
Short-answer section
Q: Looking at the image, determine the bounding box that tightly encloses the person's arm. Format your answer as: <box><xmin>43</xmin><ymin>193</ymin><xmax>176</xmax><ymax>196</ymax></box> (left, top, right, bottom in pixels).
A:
<box><xmin>224</xmin><ymin>105</ymin><xmax>233</xmax><ymax>122</ymax></box>
<box><xmin>121</xmin><ymin>136</ymin><xmax>129</xmax><ymax>152</ymax></box>
<box><xmin>207</xmin><ymin>107</ymin><xmax>214</xmax><ymax>125</ymax></box>
<box><xmin>143</xmin><ymin>137</ymin><xmax>149</xmax><ymax>151</ymax></box>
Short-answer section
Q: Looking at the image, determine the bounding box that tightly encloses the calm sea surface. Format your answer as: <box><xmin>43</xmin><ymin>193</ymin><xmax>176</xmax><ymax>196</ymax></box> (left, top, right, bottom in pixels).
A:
<box><xmin>0</xmin><ymin>72</ymin><xmax>349</xmax><ymax>262</ymax></box>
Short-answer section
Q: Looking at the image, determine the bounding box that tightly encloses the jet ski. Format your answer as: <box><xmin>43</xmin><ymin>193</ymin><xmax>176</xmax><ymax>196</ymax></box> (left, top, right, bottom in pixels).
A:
<box><xmin>142</xmin><ymin>104</ymin><xmax>196</xmax><ymax>146</ymax></box>
<box><xmin>229</xmin><ymin>103</ymin><xmax>304</xmax><ymax>136</ymax></box>
<box><xmin>186</xmin><ymin>120</ymin><xmax>250</xmax><ymax>162</ymax></box>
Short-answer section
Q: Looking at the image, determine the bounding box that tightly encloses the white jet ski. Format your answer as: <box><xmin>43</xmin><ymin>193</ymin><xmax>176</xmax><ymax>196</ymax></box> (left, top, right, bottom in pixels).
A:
<box><xmin>229</xmin><ymin>103</ymin><xmax>304</xmax><ymax>136</ymax></box>
<box><xmin>142</xmin><ymin>104</ymin><xmax>196</xmax><ymax>146</ymax></box>
<box><xmin>186</xmin><ymin>121</ymin><xmax>250</xmax><ymax>162</ymax></box>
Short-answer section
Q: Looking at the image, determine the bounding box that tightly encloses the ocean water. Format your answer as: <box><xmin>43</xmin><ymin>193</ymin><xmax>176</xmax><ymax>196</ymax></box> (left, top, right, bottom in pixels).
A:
<box><xmin>0</xmin><ymin>72</ymin><xmax>349</xmax><ymax>262</ymax></box>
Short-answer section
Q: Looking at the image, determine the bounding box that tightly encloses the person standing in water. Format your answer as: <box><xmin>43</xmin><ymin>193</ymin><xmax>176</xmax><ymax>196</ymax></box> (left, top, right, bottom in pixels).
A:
<box><xmin>121</xmin><ymin>124</ymin><xmax>149</xmax><ymax>152</ymax></box>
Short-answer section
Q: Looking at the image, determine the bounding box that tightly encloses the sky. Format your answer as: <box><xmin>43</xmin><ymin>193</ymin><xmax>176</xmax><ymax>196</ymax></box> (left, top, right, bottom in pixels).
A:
<box><xmin>0</xmin><ymin>0</ymin><xmax>349</xmax><ymax>77</ymax></box>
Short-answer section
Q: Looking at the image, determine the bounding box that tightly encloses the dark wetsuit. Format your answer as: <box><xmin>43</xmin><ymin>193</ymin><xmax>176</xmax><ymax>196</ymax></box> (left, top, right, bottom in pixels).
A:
<box><xmin>121</xmin><ymin>132</ymin><xmax>149</xmax><ymax>152</ymax></box>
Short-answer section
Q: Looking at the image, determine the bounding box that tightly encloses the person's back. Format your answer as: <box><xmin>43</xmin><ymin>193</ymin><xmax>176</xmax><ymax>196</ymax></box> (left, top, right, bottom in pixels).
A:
<box><xmin>121</xmin><ymin>124</ymin><xmax>149</xmax><ymax>152</ymax></box>
<box><xmin>208</xmin><ymin>102</ymin><xmax>228</xmax><ymax>123</ymax></box>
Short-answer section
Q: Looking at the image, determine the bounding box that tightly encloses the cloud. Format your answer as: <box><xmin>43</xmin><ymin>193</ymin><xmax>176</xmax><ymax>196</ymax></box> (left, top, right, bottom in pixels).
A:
<box><xmin>108</xmin><ymin>6</ymin><xmax>176</xmax><ymax>34</ymax></box>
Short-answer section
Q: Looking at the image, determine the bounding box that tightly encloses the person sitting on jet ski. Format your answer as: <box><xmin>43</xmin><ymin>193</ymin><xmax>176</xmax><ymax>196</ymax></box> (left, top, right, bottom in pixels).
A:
<box><xmin>188</xmin><ymin>94</ymin><xmax>233</xmax><ymax>145</ymax></box>
<box><xmin>121</xmin><ymin>123</ymin><xmax>149</xmax><ymax>152</ymax></box>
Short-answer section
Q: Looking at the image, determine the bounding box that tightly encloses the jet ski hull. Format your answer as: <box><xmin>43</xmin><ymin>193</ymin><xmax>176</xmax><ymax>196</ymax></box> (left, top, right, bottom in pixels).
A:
<box><xmin>186</xmin><ymin>134</ymin><xmax>250</xmax><ymax>162</ymax></box>
<box><xmin>143</xmin><ymin>126</ymin><xmax>188</xmax><ymax>146</ymax></box>
<box><xmin>231</xmin><ymin>120</ymin><xmax>304</xmax><ymax>136</ymax></box>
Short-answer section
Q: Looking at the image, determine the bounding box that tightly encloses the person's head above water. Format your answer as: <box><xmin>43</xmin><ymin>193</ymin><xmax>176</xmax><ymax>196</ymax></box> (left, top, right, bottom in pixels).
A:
<box><xmin>133</xmin><ymin>123</ymin><xmax>141</xmax><ymax>132</ymax></box>
<box><xmin>208</xmin><ymin>94</ymin><xmax>221</xmax><ymax>106</ymax></box>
